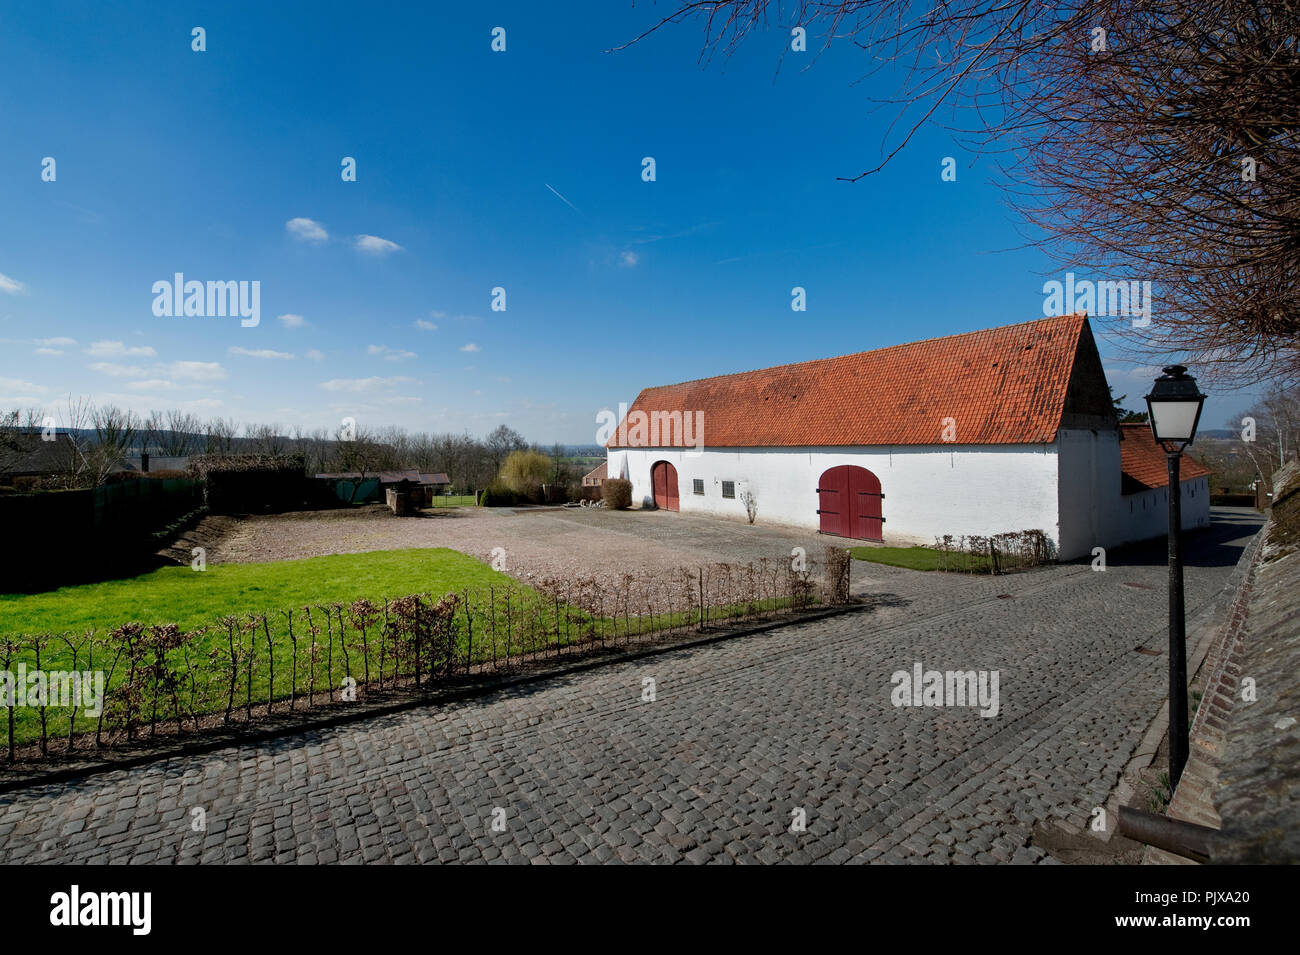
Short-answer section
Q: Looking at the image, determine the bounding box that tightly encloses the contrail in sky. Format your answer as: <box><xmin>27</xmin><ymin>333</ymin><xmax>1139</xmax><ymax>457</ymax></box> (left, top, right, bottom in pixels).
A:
<box><xmin>545</xmin><ymin>183</ymin><xmax>585</xmax><ymax>217</ymax></box>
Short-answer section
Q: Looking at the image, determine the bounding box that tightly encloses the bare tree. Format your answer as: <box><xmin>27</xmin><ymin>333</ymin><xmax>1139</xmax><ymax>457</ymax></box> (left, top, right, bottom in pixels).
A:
<box><xmin>0</xmin><ymin>409</ymin><xmax>30</xmax><ymax>481</ymax></box>
<box><xmin>204</xmin><ymin>417</ymin><xmax>238</xmax><ymax>454</ymax></box>
<box><xmin>88</xmin><ymin>404</ymin><xmax>138</xmax><ymax>485</ymax></box>
<box><xmin>1236</xmin><ymin>385</ymin><xmax>1300</xmax><ymax>487</ymax></box>
<box><xmin>244</xmin><ymin>422</ymin><xmax>288</xmax><ymax>456</ymax></box>
<box><xmin>56</xmin><ymin>396</ymin><xmax>93</xmax><ymax>485</ymax></box>
<box><xmin>140</xmin><ymin>411</ymin><xmax>165</xmax><ymax>455</ymax></box>
<box><xmin>162</xmin><ymin>410</ymin><xmax>201</xmax><ymax>456</ymax></box>
<box><xmin>291</xmin><ymin>425</ymin><xmax>333</xmax><ymax>476</ymax></box>
<box><xmin>486</xmin><ymin>424</ymin><xmax>527</xmax><ymax>472</ymax></box>
<box><xmin>332</xmin><ymin>425</ymin><xmax>391</xmax><ymax>502</ymax></box>
<box><xmin>635</xmin><ymin>1</ymin><xmax>1300</xmax><ymax>384</ymax></box>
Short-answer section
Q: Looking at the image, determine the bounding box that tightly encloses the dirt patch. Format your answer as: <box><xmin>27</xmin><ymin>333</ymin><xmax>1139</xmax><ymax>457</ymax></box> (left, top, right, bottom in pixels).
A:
<box><xmin>157</xmin><ymin>514</ymin><xmax>244</xmax><ymax>566</ymax></box>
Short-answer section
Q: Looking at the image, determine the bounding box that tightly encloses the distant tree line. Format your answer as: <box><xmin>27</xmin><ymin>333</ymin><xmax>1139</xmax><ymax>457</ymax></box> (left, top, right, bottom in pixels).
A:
<box><xmin>0</xmin><ymin>399</ymin><xmax>594</xmax><ymax>494</ymax></box>
<box><xmin>1196</xmin><ymin>386</ymin><xmax>1300</xmax><ymax>493</ymax></box>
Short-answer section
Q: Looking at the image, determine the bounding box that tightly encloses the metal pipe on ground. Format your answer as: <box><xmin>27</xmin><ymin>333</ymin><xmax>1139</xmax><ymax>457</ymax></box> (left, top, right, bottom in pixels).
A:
<box><xmin>1116</xmin><ymin>806</ymin><xmax>1228</xmax><ymax>864</ymax></box>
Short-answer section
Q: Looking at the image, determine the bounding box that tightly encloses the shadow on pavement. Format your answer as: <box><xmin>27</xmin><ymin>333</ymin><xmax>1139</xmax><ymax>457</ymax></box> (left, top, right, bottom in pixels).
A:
<box><xmin>1079</xmin><ymin>507</ymin><xmax>1264</xmax><ymax>570</ymax></box>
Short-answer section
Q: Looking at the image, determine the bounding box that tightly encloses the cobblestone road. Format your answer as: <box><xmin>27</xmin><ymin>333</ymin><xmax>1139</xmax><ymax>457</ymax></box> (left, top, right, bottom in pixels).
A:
<box><xmin>0</xmin><ymin>510</ymin><xmax>1261</xmax><ymax>864</ymax></box>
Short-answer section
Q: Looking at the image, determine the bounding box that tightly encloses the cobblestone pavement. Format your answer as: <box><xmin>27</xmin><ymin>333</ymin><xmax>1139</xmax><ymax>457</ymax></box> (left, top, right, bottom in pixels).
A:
<box><xmin>0</xmin><ymin>510</ymin><xmax>1262</xmax><ymax>864</ymax></box>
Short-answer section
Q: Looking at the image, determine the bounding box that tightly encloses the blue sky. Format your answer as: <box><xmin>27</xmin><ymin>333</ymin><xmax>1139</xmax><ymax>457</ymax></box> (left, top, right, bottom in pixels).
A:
<box><xmin>0</xmin><ymin>1</ymin><xmax>1258</xmax><ymax>443</ymax></box>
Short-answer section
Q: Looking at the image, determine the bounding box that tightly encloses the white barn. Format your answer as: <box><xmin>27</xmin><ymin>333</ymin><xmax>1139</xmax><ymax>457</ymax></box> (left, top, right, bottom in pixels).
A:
<box><xmin>605</xmin><ymin>314</ymin><xmax>1210</xmax><ymax>560</ymax></box>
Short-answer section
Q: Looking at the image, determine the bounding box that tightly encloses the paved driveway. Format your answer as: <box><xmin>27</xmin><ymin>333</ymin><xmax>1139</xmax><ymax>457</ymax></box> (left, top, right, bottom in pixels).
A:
<box><xmin>0</xmin><ymin>509</ymin><xmax>1262</xmax><ymax>864</ymax></box>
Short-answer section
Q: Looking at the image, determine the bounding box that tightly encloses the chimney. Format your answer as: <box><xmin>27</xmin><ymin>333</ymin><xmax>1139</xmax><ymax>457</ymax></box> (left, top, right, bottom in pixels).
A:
<box><xmin>141</xmin><ymin>452</ymin><xmax>150</xmax><ymax>473</ymax></box>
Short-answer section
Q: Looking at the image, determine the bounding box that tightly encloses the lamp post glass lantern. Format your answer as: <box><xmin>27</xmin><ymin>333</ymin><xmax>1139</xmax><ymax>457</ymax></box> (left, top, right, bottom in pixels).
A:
<box><xmin>1146</xmin><ymin>365</ymin><xmax>1205</xmax><ymax>450</ymax></box>
<box><xmin>1144</xmin><ymin>365</ymin><xmax>1206</xmax><ymax>791</ymax></box>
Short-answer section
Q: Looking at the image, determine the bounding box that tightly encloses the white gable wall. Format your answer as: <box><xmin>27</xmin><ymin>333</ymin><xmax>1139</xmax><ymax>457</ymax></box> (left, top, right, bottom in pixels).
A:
<box><xmin>609</xmin><ymin>444</ymin><xmax>1062</xmax><ymax>550</ymax></box>
<box><xmin>1057</xmin><ymin>427</ymin><xmax>1211</xmax><ymax>556</ymax></box>
<box><xmin>1056</xmin><ymin>428</ymin><xmax>1122</xmax><ymax>559</ymax></box>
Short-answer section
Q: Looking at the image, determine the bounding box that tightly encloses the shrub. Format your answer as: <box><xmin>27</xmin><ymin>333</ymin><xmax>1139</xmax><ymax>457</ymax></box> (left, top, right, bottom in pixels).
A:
<box><xmin>602</xmin><ymin>478</ymin><xmax>632</xmax><ymax>510</ymax></box>
<box><xmin>499</xmin><ymin>450</ymin><xmax>551</xmax><ymax>499</ymax></box>
<box><xmin>740</xmin><ymin>489</ymin><xmax>758</xmax><ymax>524</ymax></box>
<box><xmin>823</xmin><ymin>546</ymin><xmax>851</xmax><ymax>604</ymax></box>
<box><xmin>480</xmin><ymin>480</ymin><xmax>517</xmax><ymax>507</ymax></box>
<box><xmin>101</xmin><ymin>470</ymin><xmax>142</xmax><ymax>485</ymax></box>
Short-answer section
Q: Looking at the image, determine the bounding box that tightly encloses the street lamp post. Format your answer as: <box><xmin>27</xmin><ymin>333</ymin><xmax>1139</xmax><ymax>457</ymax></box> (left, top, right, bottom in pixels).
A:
<box><xmin>1145</xmin><ymin>365</ymin><xmax>1207</xmax><ymax>790</ymax></box>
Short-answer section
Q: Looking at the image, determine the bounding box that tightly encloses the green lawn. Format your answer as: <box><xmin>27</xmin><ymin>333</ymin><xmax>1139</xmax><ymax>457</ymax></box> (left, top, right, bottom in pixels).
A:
<box><xmin>0</xmin><ymin>547</ymin><xmax>814</xmax><ymax>751</ymax></box>
<box><xmin>0</xmin><ymin>548</ymin><xmax>542</xmax><ymax>749</ymax></box>
<box><xmin>849</xmin><ymin>545</ymin><xmax>991</xmax><ymax>573</ymax></box>
<box><xmin>0</xmin><ymin>548</ymin><xmax>512</xmax><ymax>636</ymax></box>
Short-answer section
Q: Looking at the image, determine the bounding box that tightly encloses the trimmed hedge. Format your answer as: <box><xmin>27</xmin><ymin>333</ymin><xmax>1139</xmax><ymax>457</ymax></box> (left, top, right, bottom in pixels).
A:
<box><xmin>602</xmin><ymin>478</ymin><xmax>632</xmax><ymax>510</ymax></box>
<box><xmin>479</xmin><ymin>480</ymin><xmax>518</xmax><ymax>507</ymax></box>
<box><xmin>188</xmin><ymin>453</ymin><xmax>308</xmax><ymax>514</ymax></box>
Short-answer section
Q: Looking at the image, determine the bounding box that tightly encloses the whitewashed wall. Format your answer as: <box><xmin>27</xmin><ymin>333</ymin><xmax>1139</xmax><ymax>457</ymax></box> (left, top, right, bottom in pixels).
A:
<box><xmin>1057</xmin><ymin>428</ymin><xmax>1211</xmax><ymax>555</ymax></box>
<box><xmin>1057</xmin><ymin>428</ymin><xmax>1122</xmax><ymax>559</ymax></box>
<box><xmin>609</xmin><ymin>435</ymin><xmax>1210</xmax><ymax>561</ymax></box>
<box><xmin>1108</xmin><ymin>476</ymin><xmax>1211</xmax><ymax>547</ymax></box>
<box><xmin>609</xmin><ymin>444</ymin><xmax>1061</xmax><ymax>549</ymax></box>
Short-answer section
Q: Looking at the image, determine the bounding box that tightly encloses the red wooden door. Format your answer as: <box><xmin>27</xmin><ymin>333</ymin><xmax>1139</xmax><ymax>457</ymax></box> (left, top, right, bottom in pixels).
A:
<box><xmin>847</xmin><ymin>466</ymin><xmax>883</xmax><ymax>540</ymax></box>
<box><xmin>817</xmin><ymin>466</ymin><xmax>848</xmax><ymax>536</ymax></box>
<box><xmin>651</xmin><ymin>461</ymin><xmax>679</xmax><ymax>511</ymax></box>
<box><xmin>818</xmin><ymin>465</ymin><xmax>882</xmax><ymax>540</ymax></box>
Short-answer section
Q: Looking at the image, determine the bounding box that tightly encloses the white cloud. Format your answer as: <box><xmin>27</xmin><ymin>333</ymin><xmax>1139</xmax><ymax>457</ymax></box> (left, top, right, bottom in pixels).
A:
<box><xmin>180</xmin><ymin>398</ymin><xmax>223</xmax><ymax>411</ymax></box>
<box><xmin>430</xmin><ymin>310</ymin><xmax>447</xmax><ymax>319</ymax></box>
<box><xmin>0</xmin><ymin>273</ymin><xmax>26</xmax><ymax>295</ymax></box>
<box><xmin>320</xmin><ymin>375</ymin><xmax>415</xmax><ymax>393</ymax></box>
<box><xmin>168</xmin><ymin>361</ymin><xmax>227</xmax><ymax>381</ymax></box>
<box><xmin>0</xmin><ymin>376</ymin><xmax>47</xmax><ymax>393</ymax></box>
<box><xmin>87</xmin><ymin>340</ymin><xmax>156</xmax><ymax>358</ymax></box>
<box><xmin>34</xmin><ymin>337</ymin><xmax>76</xmax><ymax>347</ymax></box>
<box><xmin>286</xmin><ymin>217</ymin><xmax>328</xmax><ymax>243</ymax></box>
<box><xmin>305</xmin><ymin>349</ymin><xmax>325</xmax><ymax>361</ymax></box>
<box><xmin>461</xmin><ymin>343</ymin><xmax>481</xmax><ymax>353</ymax></box>
<box><xmin>229</xmin><ymin>346</ymin><xmax>295</xmax><ymax>360</ymax></box>
<box><xmin>354</xmin><ymin>234</ymin><xmax>403</xmax><ymax>256</ymax></box>
<box><xmin>34</xmin><ymin>348</ymin><xmax>65</xmax><ymax>356</ymax></box>
<box><xmin>89</xmin><ymin>361</ymin><xmax>150</xmax><ymax>378</ymax></box>
<box><xmin>126</xmin><ymin>379</ymin><xmax>179</xmax><ymax>391</ymax></box>
<box><xmin>368</xmin><ymin>344</ymin><xmax>416</xmax><ymax>361</ymax></box>
<box><xmin>277</xmin><ymin>313</ymin><xmax>307</xmax><ymax>328</ymax></box>
<box><xmin>620</xmin><ymin>250</ymin><xmax>640</xmax><ymax>267</ymax></box>
<box><xmin>415</xmin><ymin>319</ymin><xmax>438</xmax><ymax>331</ymax></box>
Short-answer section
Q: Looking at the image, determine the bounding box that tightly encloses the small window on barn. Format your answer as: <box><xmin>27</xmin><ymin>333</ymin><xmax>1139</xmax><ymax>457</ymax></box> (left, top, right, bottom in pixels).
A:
<box><xmin>722</xmin><ymin>480</ymin><xmax>735</xmax><ymax>499</ymax></box>
<box><xmin>693</xmin><ymin>478</ymin><xmax>704</xmax><ymax>496</ymax></box>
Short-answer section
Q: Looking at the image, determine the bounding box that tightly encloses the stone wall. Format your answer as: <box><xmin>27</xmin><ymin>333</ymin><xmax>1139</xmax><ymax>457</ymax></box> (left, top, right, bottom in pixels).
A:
<box><xmin>1210</xmin><ymin>459</ymin><xmax>1300</xmax><ymax>863</ymax></box>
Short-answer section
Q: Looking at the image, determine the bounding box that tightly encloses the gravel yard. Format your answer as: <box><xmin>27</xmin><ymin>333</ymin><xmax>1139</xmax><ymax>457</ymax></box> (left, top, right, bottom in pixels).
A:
<box><xmin>173</xmin><ymin>504</ymin><xmax>868</xmax><ymax>588</ymax></box>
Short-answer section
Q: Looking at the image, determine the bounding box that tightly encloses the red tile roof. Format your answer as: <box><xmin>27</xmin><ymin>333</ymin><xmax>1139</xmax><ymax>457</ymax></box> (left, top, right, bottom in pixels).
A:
<box><xmin>609</xmin><ymin>314</ymin><xmax>1092</xmax><ymax>448</ymax></box>
<box><xmin>1119</xmin><ymin>423</ymin><xmax>1212</xmax><ymax>491</ymax></box>
<box><xmin>583</xmin><ymin>461</ymin><xmax>607</xmax><ymax>483</ymax></box>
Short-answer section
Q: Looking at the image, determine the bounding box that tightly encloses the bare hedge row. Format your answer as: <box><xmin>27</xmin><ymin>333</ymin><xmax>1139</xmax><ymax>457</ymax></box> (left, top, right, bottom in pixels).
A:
<box><xmin>2</xmin><ymin>552</ymin><xmax>851</xmax><ymax>763</ymax></box>
<box><xmin>932</xmin><ymin>529</ymin><xmax>1055</xmax><ymax>574</ymax></box>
